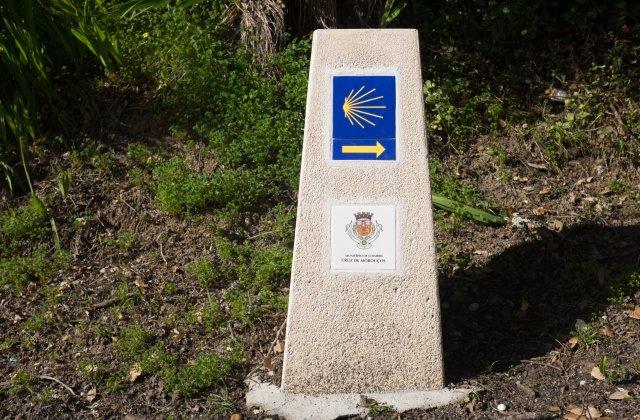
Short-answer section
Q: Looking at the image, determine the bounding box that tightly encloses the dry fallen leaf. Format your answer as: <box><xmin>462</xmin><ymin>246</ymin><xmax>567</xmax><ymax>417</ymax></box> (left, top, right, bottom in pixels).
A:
<box><xmin>627</xmin><ymin>306</ymin><xmax>640</xmax><ymax>320</ymax></box>
<box><xmin>230</xmin><ymin>414</ymin><xmax>242</xmax><ymax>420</ymax></box>
<box><xmin>539</xmin><ymin>186</ymin><xmax>551</xmax><ymax>195</ymax></box>
<box><xmin>128</xmin><ymin>363</ymin><xmax>142</xmax><ymax>382</ymax></box>
<box><xmin>568</xmin><ymin>337</ymin><xmax>579</xmax><ymax>349</ymax></box>
<box><xmin>466</xmin><ymin>401</ymin><xmax>476</xmax><ymax>413</ymax></box>
<box><xmin>85</xmin><ymin>387</ymin><xmax>97</xmax><ymax>402</ymax></box>
<box><xmin>587</xmin><ymin>405</ymin><xmax>602</xmax><ymax>418</ymax></box>
<box><xmin>133</xmin><ymin>278</ymin><xmax>147</xmax><ymax>288</ymax></box>
<box><xmin>171</xmin><ymin>328</ymin><xmax>182</xmax><ymax>341</ymax></box>
<box><xmin>262</xmin><ymin>355</ymin><xmax>273</xmax><ymax>370</ymax></box>
<box><xmin>563</xmin><ymin>413</ymin><xmax>580</xmax><ymax>420</ymax></box>
<box><xmin>567</xmin><ymin>404</ymin><xmax>583</xmax><ymax>415</ymax></box>
<box><xmin>273</xmin><ymin>340</ymin><xmax>284</xmax><ymax>353</ymax></box>
<box><xmin>591</xmin><ymin>366</ymin><xmax>605</xmax><ymax>380</ymax></box>
<box><xmin>526</xmin><ymin>161</ymin><xmax>548</xmax><ymax>170</ymax></box>
<box><xmin>549</xmin><ymin>405</ymin><xmax>561</xmax><ymax>412</ymax></box>
<box><xmin>532</xmin><ymin>206</ymin><xmax>546</xmax><ymax>216</ymax></box>
<box><xmin>548</xmin><ymin>219</ymin><xmax>564</xmax><ymax>231</ymax></box>
<box><xmin>609</xmin><ymin>388</ymin><xmax>631</xmax><ymax>400</ymax></box>
<box><xmin>601</xmin><ymin>324</ymin><xmax>614</xmax><ymax>337</ymax></box>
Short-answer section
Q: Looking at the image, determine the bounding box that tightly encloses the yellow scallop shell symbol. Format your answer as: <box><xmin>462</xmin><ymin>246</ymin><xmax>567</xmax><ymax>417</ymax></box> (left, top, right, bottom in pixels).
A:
<box><xmin>342</xmin><ymin>86</ymin><xmax>386</xmax><ymax>128</ymax></box>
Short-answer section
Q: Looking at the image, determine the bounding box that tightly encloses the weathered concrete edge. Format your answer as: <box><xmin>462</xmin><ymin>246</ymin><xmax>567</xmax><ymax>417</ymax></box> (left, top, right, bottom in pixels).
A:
<box><xmin>246</xmin><ymin>377</ymin><xmax>475</xmax><ymax>420</ymax></box>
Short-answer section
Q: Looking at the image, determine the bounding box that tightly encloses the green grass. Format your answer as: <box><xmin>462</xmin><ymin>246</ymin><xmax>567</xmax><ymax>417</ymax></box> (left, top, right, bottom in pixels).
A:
<box><xmin>108</xmin><ymin>323</ymin><xmax>240</xmax><ymax>399</ymax></box>
<box><xmin>153</xmin><ymin>157</ymin><xmax>213</xmax><ymax>215</ymax></box>
<box><xmin>606</xmin><ymin>269</ymin><xmax>640</xmax><ymax>305</ymax></box>
<box><xmin>166</xmin><ymin>351</ymin><xmax>237</xmax><ymax>398</ymax></box>
<box><xmin>218</xmin><ymin>241</ymin><xmax>291</xmax><ymax>325</ymax></box>
<box><xmin>185</xmin><ymin>257</ymin><xmax>220</xmax><ymax>288</ymax></box>
<box><xmin>200</xmin><ymin>294</ymin><xmax>224</xmax><ymax>332</ymax></box>
<box><xmin>598</xmin><ymin>356</ymin><xmax>631</xmax><ymax>383</ymax></box>
<box><xmin>77</xmin><ymin>360</ymin><xmax>109</xmax><ymax>383</ymax></box>
<box><xmin>571</xmin><ymin>319</ymin><xmax>602</xmax><ymax>349</ymax></box>
<box><xmin>0</xmin><ymin>247</ymin><xmax>68</xmax><ymax>294</ymax></box>
<box><xmin>103</xmin><ymin>229</ymin><xmax>136</xmax><ymax>251</ymax></box>
<box><xmin>113</xmin><ymin>325</ymin><xmax>151</xmax><ymax>358</ymax></box>
<box><xmin>430</xmin><ymin>157</ymin><xmax>503</xmax><ymax>228</ymax></box>
<box><xmin>0</xmin><ymin>196</ymin><xmax>48</xmax><ymax>240</ymax></box>
<box><xmin>4</xmin><ymin>370</ymin><xmax>36</xmax><ymax>397</ymax></box>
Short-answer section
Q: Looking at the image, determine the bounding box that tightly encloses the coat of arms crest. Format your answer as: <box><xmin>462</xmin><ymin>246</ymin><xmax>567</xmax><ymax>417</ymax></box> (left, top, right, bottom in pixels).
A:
<box><xmin>346</xmin><ymin>211</ymin><xmax>382</xmax><ymax>249</ymax></box>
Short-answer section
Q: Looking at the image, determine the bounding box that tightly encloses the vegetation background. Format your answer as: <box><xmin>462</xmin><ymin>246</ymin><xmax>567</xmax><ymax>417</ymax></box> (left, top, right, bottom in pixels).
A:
<box><xmin>1</xmin><ymin>0</ymin><xmax>639</xmax><ymax>417</ymax></box>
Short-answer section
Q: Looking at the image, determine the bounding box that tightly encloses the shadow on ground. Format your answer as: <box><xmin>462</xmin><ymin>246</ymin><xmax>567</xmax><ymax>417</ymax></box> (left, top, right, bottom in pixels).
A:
<box><xmin>440</xmin><ymin>223</ymin><xmax>640</xmax><ymax>382</ymax></box>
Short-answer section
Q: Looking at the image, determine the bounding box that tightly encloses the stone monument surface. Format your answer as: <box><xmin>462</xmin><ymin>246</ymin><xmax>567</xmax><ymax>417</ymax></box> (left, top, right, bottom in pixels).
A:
<box><xmin>281</xmin><ymin>28</ymin><xmax>443</xmax><ymax>395</ymax></box>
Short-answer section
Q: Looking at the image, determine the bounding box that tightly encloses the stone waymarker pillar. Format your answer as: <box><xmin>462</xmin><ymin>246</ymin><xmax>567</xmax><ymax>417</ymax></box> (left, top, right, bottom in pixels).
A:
<box><xmin>246</xmin><ymin>29</ymin><xmax>472</xmax><ymax>418</ymax></box>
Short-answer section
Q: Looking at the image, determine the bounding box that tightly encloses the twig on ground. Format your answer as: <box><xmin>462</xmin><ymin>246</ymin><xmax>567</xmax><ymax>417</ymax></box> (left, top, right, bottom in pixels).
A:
<box><xmin>120</xmin><ymin>196</ymin><xmax>137</xmax><ymax>212</ymax></box>
<box><xmin>246</xmin><ymin>319</ymin><xmax>287</xmax><ymax>379</ymax></box>
<box><xmin>159</xmin><ymin>242</ymin><xmax>167</xmax><ymax>265</ymax></box>
<box><xmin>520</xmin><ymin>359</ymin><xmax>563</xmax><ymax>371</ymax></box>
<box><xmin>38</xmin><ymin>375</ymin><xmax>76</xmax><ymax>396</ymax></box>
<box><xmin>156</xmin><ymin>235</ymin><xmax>168</xmax><ymax>266</ymax></box>
<box><xmin>609</xmin><ymin>103</ymin><xmax>627</xmax><ymax>135</ymax></box>
<box><xmin>247</xmin><ymin>231</ymin><xmax>275</xmax><ymax>240</ymax></box>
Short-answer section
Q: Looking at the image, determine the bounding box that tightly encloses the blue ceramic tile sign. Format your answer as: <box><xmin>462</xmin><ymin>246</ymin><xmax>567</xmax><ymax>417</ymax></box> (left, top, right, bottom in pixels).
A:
<box><xmin>332</xmin><ymin>75</ymin><xmax>396</xmax><ymax>160</ymax></box>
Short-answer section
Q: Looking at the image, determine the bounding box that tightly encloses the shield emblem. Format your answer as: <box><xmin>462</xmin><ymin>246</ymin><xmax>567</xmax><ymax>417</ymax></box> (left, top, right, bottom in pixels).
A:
<box><xmin>356</xmin><ymin>217</ymin><xmax>373</xmax><ymax>237</ymax></box>
<box><xmin>346</xmin><ymin>211</ymin><xmax>382</xmax><ymax>250</ymax></box>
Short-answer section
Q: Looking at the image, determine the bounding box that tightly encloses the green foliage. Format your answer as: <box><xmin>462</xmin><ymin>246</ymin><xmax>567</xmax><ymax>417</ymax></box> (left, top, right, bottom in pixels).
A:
<box><xmin>103</xmin><ymin>229</ymin><xmax>136</xmax><ymax>251</ymax></box>
<box><xmin>380</xmin><ymin>0</ymin><xmax>406</xmax><ymax>27</ymax></box>
<box><xmin>424</xmin><ymin>78</ymin><xmax>503</xmax><ymax>144</ymax></box>
<box><xmin>55</xmin><ymin>167</ymin><xmax>72</xmax><ymax>199</ymax></box>
<box><xmin>570</xmin><ymin>319</ymin><xmax>602</xmax><ymax>348</ymax></box>
<box><xmin>70</xmin><ymin>141</ymin><xmax>117</xmax><ymax>173</ymax></box>
<box><xmin>0</xmin><ymin>247</ymin><xmax>68</xmax><ymax>293</ymax></box>
<box><xmin>205</xmin><ymin>389</ymin><xmax>235</xmax><ymax>415</ymax></box>
<box><xmin>5</xmin><ymin>370</ymin><xmax>36</xmax><ymax>397</ymax></box>
<box><xmin>152</xmin><ymin>157</ymin><xmax>212</xmax><ymax>215</ymax></box>
<box><xmin>126</xmin><ymin>143</ymin><xmax>154</xmax><ymax>167</ymax></box>
<box><xmin>138</xmin><ymin>342</ymin><xmax>177</xmax><ymax>379</ymax></box>
<box><xmin>166</xmin><ymin>351</ymin><xmax>237</xmax><ymax>398</ymax></box>
<box><xmin>77</xmin><ymin>360</ymin><xmax>109</xmax><ymax>382</ymax></box>
<box><xmin>22</xmin><ymin>285</ymin><xmax>66</xmax><ymax>332</ymax></box>
<box><xmin>23</xmin><ymin>312</ymin><xmax>51</xmax><ymax>332</ymax></box>
<box><xmin>598</xmin><ymin>356</ymin><xmax>630</xmax><ymax>383</ymax></box>
<box><xmin>0</xmin><ymin>195</ymin><xmax>48</xmax><ymax>239</ymax></box>
<box><xmin>219</xmin><ymin>240</ymin><xmax>291</xmax><ymax>325</ymax></box>
<box><xmin>358</xmin><ymin>396</ymin><xmax>396</xmax><ymax>415</ymax></box>
<box><xmin>432</xmin><ymin>194</ymin><xmax>504</xmax><ymax>226</ymax></box>
<box><xmin>606</xmin><ymin>269</ymin><xmax>640</xmax><ymax>305</ymax></box>
<box><xmin>0</xmin><ymin>0</ymin><xmax>121</xmax><ymax>190</ymax></box>
<box><xmin>122</xmin><ymin>7</ymin><xmax>308</xmax><ymax>224</ymax></box>
<box><xmin>185</xmin><ymin>257</ymin><xmax>220</xmax><ymax>288</ymax></box>
<box><xmin>414</xmin><ymin>1</ymin><xmax>640</xmax><ymax>167</ymax></box>
<box><xmin>201</xmin><ymin>295</ymin><xmax>224</xmax><ymax>332</ymax></box>
<box><xmin>109</xmin><ymin>322</ymin><xmax>239</xmax><ymax>399</ymax></box>
<box><xmin>430</xmin><ymin>158</ymin><xmax>502</xmax><ymax>226</ymax></box>
<box><xmin>113</xmin><ymin>325</ymin><xmax>151</xmax><ymax>358</ymax></box>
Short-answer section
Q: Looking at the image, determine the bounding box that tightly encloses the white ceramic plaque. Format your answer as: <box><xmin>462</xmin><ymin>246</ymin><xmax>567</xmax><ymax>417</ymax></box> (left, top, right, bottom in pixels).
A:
<box><xmin>331</xmin><ymin>204</ymin><xmax>396</xmax><ymax>271</ymax></box>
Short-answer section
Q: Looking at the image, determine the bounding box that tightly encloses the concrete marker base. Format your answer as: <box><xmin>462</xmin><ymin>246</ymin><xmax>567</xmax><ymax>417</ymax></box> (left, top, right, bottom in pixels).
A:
<box><xmin>246</xmin><ymin>376</ymin><xmax>475</xmax><ymax>419</ymax></box>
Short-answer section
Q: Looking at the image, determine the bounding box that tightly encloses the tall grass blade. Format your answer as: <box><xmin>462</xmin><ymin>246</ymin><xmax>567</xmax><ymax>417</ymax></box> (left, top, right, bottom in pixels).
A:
<box><xmin>432</xmin><ymin>193</ymin><xmax>505</xmax><ymax>225</ymax></box>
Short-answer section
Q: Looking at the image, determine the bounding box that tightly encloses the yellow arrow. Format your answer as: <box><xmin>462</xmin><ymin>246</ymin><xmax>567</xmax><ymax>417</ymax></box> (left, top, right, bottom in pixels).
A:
<box><xmin>341</xmin><ymin>141</ymin><xmax>386</xmax><ymax>158</ymax></box>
